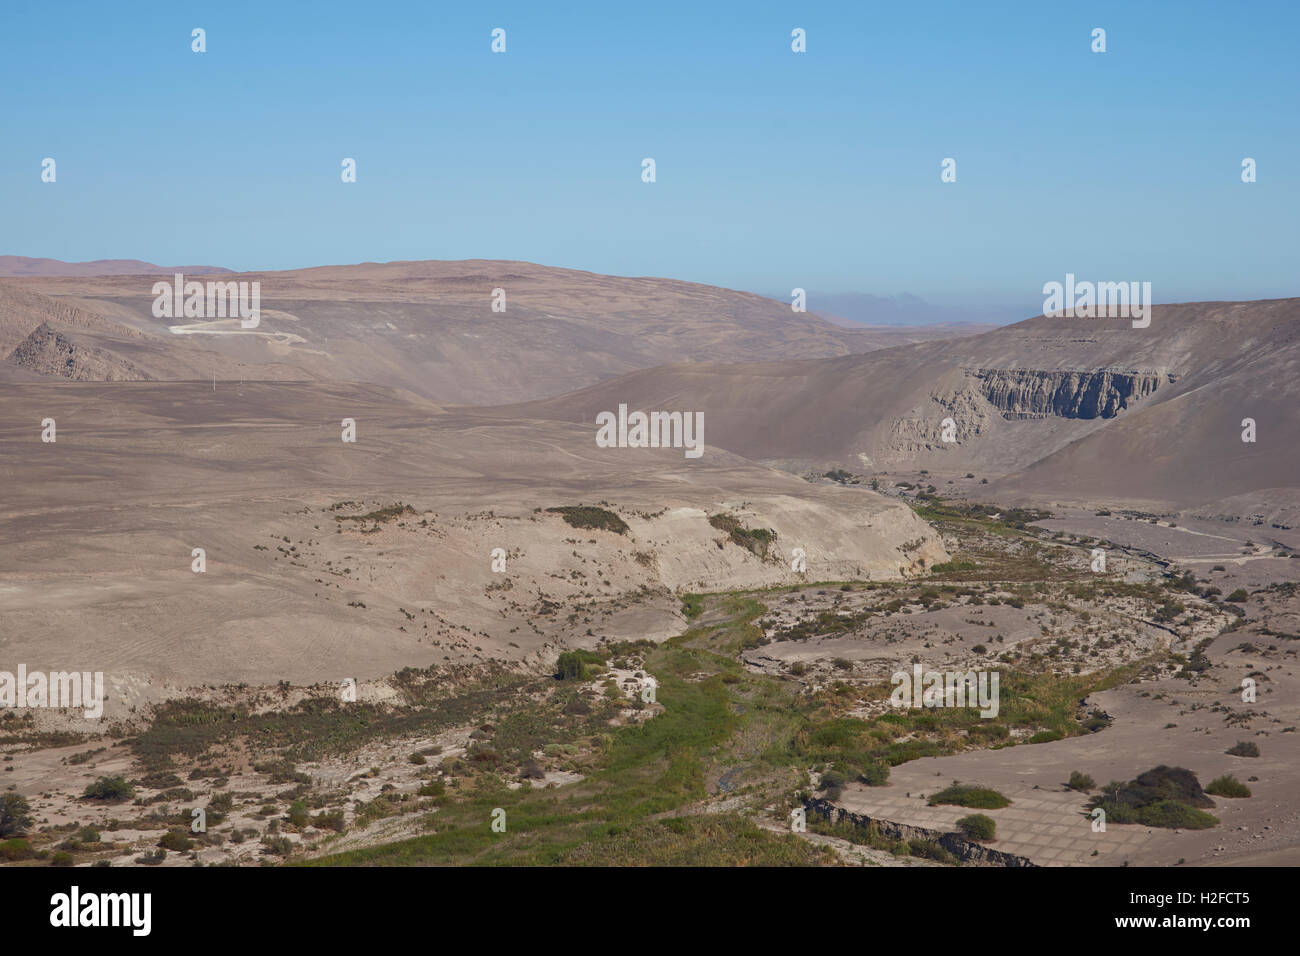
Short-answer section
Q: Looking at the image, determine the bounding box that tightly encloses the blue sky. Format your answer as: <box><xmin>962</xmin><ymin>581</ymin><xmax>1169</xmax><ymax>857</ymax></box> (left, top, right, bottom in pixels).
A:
<box><xmin>2</xmin><ymin>0</ymin><xmax>1297</xmax><ymax>312</ymax></box>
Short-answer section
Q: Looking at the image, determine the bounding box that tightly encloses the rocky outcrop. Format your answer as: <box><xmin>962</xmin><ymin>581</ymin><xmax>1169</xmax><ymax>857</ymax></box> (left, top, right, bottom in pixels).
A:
<box><xmin>969</xmin><ymin>368</ymin><xmax>1165</xmax><ymax>419</ymax></box>
<box><xmin>5</xmin><ymin>322</ymin><xmax>151</xmax><ymax>381</ymax></box>
<box><xmin>803</xmin><ymin>797</ymin><xmax>1037</xmax><ymax>867</ymax></box>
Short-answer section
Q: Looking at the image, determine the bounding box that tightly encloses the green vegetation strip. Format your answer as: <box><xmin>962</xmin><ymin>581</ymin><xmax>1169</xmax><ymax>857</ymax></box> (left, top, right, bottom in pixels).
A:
<box><xmin>303</xmin><ymin>591</ymin><xmax>1147</xmax><ymax>866</ymax></box>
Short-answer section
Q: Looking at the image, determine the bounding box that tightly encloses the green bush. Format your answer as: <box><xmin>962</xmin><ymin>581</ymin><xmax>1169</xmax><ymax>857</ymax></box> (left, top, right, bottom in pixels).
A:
<box><xmin>50</xmin><ymin>851</ymin><xmax>75</xmax><ymax>867</ymax></box>
<box><xmin>906</xmin><ymin>839</ymin><xmax>956</xmax><ymax>864</ymax></box>
<box><xmin>708</xmin><ymin>513</ymin><xmax>777</xmax><ymax>557</ymax></box>
<box><xmin>680</xmin><ymin>593</ymin><xmax>704</xmax><ymax>619</ymax></box>
<box><xmin>158</xmin><ymin>830</ymin><xmax>193</xmax><ymax>851</ymax></box>
<box><xmin>417</xmin><ymin>780</ymin><xmax>446</xmax><ymax>798</ymax></box>
<box><xmin>1089</xmin><ymin>766</ymin><xmax>1219</xmax><ymax>830</ymax></box>
<box><xmin>208</xmin><ymin>791</ymin><xmax>234</xmax><ymax>813</ymax></box>
<box><xmin>858</xmin><ymin>762</ymin><xmax>890</xmax><ymax>787</ymax></box>
<box><xmin>286</xmin><ymin>800</ymin><xmax>310</xmax><ymax>828</ymax></box>
<box><xmin>1129</xmin><ymin>800</ymin><xmax>1218</xmax><ymax>829</ymax></box>
<box><xmin>261</xmin><ymin>835</ymin><xmax>294</xmax><ymax>856</ymax></box>
<box><xmin>1067</xmin><ymin>771</ymin><xmax>1095</xmax><ymax>792</ymax></box>
<box><xmin>818</xmin><ymin>769</ymin><xmax>847</xmax><ymax>799</ymax></box>
<box><xmin>0</xmin><ymin>793</ymin><xmax>33</xmax><ymax>837</ymax></box>
<box><xmin>0</xmin><ymin>838</ymin><xmax>35</xmax><ymax>861</ymax></box>
<box><xmin>1206</xmin><ymin>775</ymin><xmax>1251</xmax><ymax>798</ymax></box>
<box><xmin>83</xmin><ymin>776</ymin><xmax>134</xmax><ymax>801</ymax></box>
<box><xmin>545</xmin><ymin>506</ymin><xmax>629</xmax><ymax>535</ymax></box>
<box><xmin>1225</xmin><ymin>589</ymin><xmax>1248</xmax><ymax>602</ymax></box>
<box><xmin>555</xmin><ymin>649</ymin><xmax>604</xmax><ymax>681</ymax></box>
<box><xmin>931</xmin><ymin>560</ymin><xmax>978</xmax><ymax>573</ymax></box>
<box><xmin>928</xmin><ymin>785</ymin><xmax>1011</xmax><ymax>809</ymax></box>
<box><xmin>956</xmin><ymin>814</ymin><xmax>997</xmax><ymax>841</ymax></box>
<box><xmin>312</xmin><ymin>809</ymin><xmax>346</xmax><ymax>831</ymax></box>
<box><xmin>1226</xmin><ymin>741</ymin><xmax>1260</xmax><ymax>758</ymax></box>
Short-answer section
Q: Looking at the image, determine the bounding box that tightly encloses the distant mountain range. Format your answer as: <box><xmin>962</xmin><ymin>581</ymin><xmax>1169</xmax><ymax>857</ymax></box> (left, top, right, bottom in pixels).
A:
<box><xmin>0</xmin><ymin>255</ymin><xmax>232</xmax><ymax>277</ymax></box>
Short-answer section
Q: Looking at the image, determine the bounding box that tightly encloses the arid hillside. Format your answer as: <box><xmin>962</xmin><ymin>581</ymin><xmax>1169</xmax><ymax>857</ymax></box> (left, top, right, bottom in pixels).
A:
<box><xmin>498</xmin><ymin>298</ymin><xmax>1300</xmax><ymax>513</ymax></box>
<box><xmin>5</xmin><ymin>260</ymin><xmax>984</xmax><ymax>404</ymax></box>
<box><xmin>0</xmin><ymin>378</ymin><xmax>944</xmax><ymax>698</ymax></box>
<box><xmin>0</xmin><ymin>282</ymin><xmax>305</xmax><ymax>384</ymax></box>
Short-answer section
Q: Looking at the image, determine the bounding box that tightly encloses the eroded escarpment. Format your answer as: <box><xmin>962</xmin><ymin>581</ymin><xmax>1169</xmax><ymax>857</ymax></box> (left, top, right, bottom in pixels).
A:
<box><xmin>875</xmin><ymin>366</ymin><xmax>1172</xmax><ymax>466</ymax></box>
<box><xmin>969</xmin><ymin>367</ymin><xmax>1168</xmax><ymax>420</ymax></box>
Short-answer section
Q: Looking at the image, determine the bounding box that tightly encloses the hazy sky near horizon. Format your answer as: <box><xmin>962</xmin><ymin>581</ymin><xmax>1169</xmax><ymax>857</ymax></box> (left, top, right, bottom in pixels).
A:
<box><xmin>3</xmin><ymin>0</ymin><xmax>1298</xmax><ymax>308</ymax></box>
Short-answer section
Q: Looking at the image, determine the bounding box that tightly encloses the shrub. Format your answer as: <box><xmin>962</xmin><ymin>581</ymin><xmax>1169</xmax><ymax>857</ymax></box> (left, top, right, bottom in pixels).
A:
<box><xmin>1226</xmin><ymin>741</ymin><xmax>1260</xmax><ymax>758</ymax></box>
<box><xmin>818</xmin><ymin>769</ymin><xmax>847</xmax><ymax>800</ymax></box>
<box><xmin>708</xmin><ymin>513</ymin><xmax>777</xmax><ymax>557</ymax></box>
<box><xmin>158</xmin><ymin>830</ymin><xmax>193</xmax><ymax>851</ymax></box>
<box><xmin>208</xmin><ymin>791</ymin><xmax>234</xmax><ymax>813</ymax></box>
<box><xmin>555</xmin><ymin>649</ymin><xmax>604</xmax><ymax>681</ymax></box>
<box><xmin>928</xmin><ymin>785</ymin><xmax>1011</xmax><ymax>809</ymax></box>
<box><xmin>1205</xmin><ymin>775</ymin><xmax>1251</xmax><ymax>798</ymax></box>
<box><xmin>1130</xmin><ymin>800</ymin><xmax>1219</xmax><ymax>829</ymax></box>
<box><xmin>858</xmin><ymin>762</ymin><xmax>890</xmax><ymax>787</ymax></box>
<box><xmin>261</xmin><ymin>835</ymin><xmax>294</xmax><ymax>856</ymax></box>
<box><xmin>1225</xmin><ymin>589</ymin><xmax>1249</xmax><ymax>603</ymax></box>
<box><xmin>50</xmin><ymin>851</ymin><xmax>75</xmax><ymax>867</ymax></box>
<box><xmin>83</xmin><ymin>776</ymin><xmax>134</xmax><ymax>801</ymax></box>
<box><xmin>1089</xmin><ymin>765</ymin><xmax>1219</xmax><ymax>829</ymax></box>
<box><xmin>286</xmin><ymin>801</ymin><xmax>311</xmax><ymax>828</ymax></box>
<box><xmin>0</xmin><ymin>793</ymin><xmax>33</xmax><ymax>837</ymax></box>
<box><xmin>0</xmin><ymin>838</ymin><xmax>35</xmax><ymax>861</ymax></box>
<box><xmin>680</xmin><ymin>593</ymin><xmax>704</xmax><ymax>618</ymax></box>
<box><xmin>545</xmin><ymin>506</ymin><xmax>629</xmax><ymax>535</ymax></box>
<box><xmin>906</xmin><ymin>839</ymin><xmax>956</xmax><ymax>864</ymax></box>
<box><xmin>956</xmin><ymin>814</ymin><xmax>997</xmax><ymax>841</ymax></box>
<box><xmin>417</xmin><ymin>780</ymin><xmax>446</xmax><ymax>798</ymax></box>
<box><xmin>1067</xmin><ymin>771</ymin><xmax>1095</xmax><ymax>792</ymax></box>
<box><xmin>312</xmin><ymin>809</ymin><xmax>346</xmax><ymax>831</ymax></box>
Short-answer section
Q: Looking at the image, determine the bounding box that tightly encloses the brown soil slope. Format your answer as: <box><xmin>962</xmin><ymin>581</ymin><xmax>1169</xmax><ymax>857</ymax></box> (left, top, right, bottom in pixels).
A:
<box><xmin>497</xmin><ymin>298</ymin><xmax>1300</xmax><ymax>509</ymax></box>
<box><xmin>10</xmin><ymin>260</ymin><xmax>980</xmax><ymax>404</ymax></box>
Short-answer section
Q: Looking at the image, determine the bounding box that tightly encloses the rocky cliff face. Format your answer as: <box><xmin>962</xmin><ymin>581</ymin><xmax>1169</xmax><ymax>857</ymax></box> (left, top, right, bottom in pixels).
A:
<box><xmin>970</xmin><ymin>368</ymin><xmax>1165</xmax><ymax>419</ymax></box>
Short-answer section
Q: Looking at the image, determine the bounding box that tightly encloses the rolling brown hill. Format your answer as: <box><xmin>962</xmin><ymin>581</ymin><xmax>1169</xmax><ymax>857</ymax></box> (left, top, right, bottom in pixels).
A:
<box><xmin>492</xmin><ymin>298</ymin><xmax>1300</xmax><ymax>513</ymax></box>
<box><xmin>0</xmin><ymin>281</ymin><xmax>305</xmax><ymax>383</ymax></box>
<box><xmin>6</xmin><ymin>260</ymin><xmax>983</xmax><ymax>404</ymax></box>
